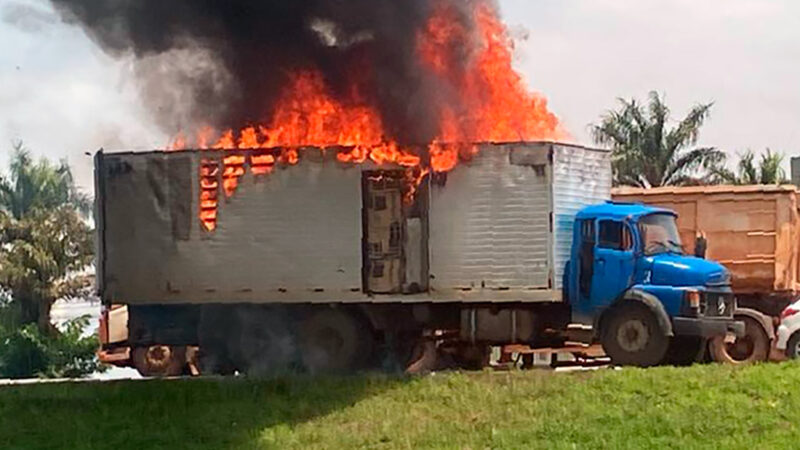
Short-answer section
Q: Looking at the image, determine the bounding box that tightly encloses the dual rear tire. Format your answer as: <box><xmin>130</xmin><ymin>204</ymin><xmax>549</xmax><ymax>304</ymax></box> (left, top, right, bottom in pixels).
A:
<box><xmin>297</xmin><ymin>309</ymin><xmax>374</xmax><ymax>374</ymax></box>
<box><xmin>202</xmin><ymin>306</ymin><xmax>376</xmax><ymax>376</ymax></box>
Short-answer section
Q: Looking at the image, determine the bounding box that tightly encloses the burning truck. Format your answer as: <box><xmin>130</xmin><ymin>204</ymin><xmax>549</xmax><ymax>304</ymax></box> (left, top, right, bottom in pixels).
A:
<box><xmin>95</xmin><ymin>140</ymin><xmax>742</xmax><ymax>375</ymax></box>
<box><xmin>50</xmin><ymin>0</ymin><xmax>742</xmax><ymax>374</ymax></box>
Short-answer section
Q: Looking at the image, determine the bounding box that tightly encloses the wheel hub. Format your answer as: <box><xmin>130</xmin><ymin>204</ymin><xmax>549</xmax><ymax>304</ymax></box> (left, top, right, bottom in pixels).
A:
<box><xmin>315</xmin><ymin>327</ymin><xmax>345</xmax><ymax>357</ymax></box>
<box><xmin>617</xmin><ymin>319</ymin><xmax>649</xmax><ymax>352</ymax></box>
<box><xmin>726</xmin><ymin>336</ymin><xmax>754</xmax><ymax>361</ymax></box>
<box><xmin>145</xmin><ymin>345</ymin><xmax>172</xmax><ymax>369</ymax></box>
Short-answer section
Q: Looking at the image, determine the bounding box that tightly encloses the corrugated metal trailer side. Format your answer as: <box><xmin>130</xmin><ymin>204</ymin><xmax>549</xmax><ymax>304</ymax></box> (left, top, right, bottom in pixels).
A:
<box><xmin>613</xmin><ymin>185</ymin><xmax>800</xmax><ymax>295</ymax></box>
<box><xmin>97</xmin><ymin>142</ymin><xmax>609</xmax><ymax>306</ymax></box>
<box><xmin>552</xmin><ymin>144</ymin><xmax>611</xmax><ymax>290</ymax></box>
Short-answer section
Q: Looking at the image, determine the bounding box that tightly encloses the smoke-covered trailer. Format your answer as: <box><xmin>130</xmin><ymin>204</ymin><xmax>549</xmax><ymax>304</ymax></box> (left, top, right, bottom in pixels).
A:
<box><xmin>95</xmin><ymin>141</ymin><xmax>611</xmax><ymax>375</ymax></box>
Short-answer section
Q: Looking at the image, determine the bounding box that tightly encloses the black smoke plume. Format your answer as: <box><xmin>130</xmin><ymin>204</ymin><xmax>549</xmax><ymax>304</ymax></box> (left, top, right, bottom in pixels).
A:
<box><xmin>49</xmin><ymin>0</ymin><xmax>487</xmax><ymax>145</ymax></box>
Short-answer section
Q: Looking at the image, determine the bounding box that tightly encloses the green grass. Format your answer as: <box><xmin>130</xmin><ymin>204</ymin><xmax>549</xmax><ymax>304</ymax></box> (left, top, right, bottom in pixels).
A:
<box><xmin>1</xmin><ymin>363</ymin><xmax>799</xmax><ymax>449</ymax></box>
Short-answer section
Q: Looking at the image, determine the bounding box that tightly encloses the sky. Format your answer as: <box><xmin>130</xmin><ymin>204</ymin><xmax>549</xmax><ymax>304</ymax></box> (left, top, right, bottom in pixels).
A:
<box><xmin>1</xmin><ymin>0</ymin><xmax>799</xmax><ymax>192</ymax></box>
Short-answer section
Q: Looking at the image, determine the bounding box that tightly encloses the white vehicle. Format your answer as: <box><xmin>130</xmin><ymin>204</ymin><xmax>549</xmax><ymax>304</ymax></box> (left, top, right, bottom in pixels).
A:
<box><xmin>776</xmin><ymin>299</ymin><xmax>800</xmax><ymax>358</ymax></box>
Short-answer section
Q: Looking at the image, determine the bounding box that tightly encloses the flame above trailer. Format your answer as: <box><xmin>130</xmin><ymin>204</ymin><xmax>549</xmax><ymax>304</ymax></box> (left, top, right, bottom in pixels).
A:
<box><xmin>168</xmin><ymin>3</ymin><xmax>565</xmax><ymax>161</ymax></box>
<box><xmin>167</xmin><ymin>3</ymin><xmax>566</xmax><ymax>231</ymax></box>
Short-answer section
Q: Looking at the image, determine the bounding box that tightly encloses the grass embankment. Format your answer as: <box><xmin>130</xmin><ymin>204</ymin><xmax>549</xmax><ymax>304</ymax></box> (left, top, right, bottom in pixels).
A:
<box><xmin>1</xmin><ymin>363</ymin><xmax>799</xmax><ymax>449</ymax></box>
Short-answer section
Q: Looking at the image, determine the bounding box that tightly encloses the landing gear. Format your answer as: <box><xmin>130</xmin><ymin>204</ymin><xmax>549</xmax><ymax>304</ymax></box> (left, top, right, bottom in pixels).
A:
<box><xmin>709</xmin><ymin>315</ymin><xmax>769</xmax><ymax>364</ymax></box>
<box><xmin>601</xmin><ymin>304</ymin><xmax>669</xmax><ymax>367</ymax></box>
<box><xmin>131</xmin><ymin>345</ymin><xmax>186</xmax><ymax>377</ymax></box>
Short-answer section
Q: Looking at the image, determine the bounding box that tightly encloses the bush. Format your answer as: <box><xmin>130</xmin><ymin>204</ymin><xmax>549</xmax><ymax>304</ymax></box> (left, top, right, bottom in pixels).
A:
<box><xmin>0</xmin><ymin>314</ymin><xmax>105</xmax><ymax>379</ymax></box>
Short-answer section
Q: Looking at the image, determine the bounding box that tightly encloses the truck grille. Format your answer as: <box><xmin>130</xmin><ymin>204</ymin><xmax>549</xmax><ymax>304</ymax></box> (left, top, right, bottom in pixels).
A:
<box><xmin>702</xmin><ymin>291</ymin><xmax>735</xmax><ymax>317</ymax></box>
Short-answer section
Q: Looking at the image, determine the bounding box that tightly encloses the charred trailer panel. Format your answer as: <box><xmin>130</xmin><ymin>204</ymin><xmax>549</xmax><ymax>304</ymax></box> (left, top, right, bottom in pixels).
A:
<box><xmin>97</xmin><ymin>149</ymin><xmax>365</xmax><ymax>304</ymax></box>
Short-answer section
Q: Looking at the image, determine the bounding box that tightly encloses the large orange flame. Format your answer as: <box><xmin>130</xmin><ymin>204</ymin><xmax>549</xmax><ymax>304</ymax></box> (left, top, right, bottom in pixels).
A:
<box><xmin>172</xmin><ymin>4</ymin><xmax>566</xmax><ymax>231</ymax></box>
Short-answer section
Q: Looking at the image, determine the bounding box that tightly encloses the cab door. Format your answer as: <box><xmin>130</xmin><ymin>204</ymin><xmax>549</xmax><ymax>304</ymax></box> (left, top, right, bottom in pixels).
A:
<box><xmin>589</xmin><ymin>219</ymin><xmax>635</xmax><ymax>309</ymax></box>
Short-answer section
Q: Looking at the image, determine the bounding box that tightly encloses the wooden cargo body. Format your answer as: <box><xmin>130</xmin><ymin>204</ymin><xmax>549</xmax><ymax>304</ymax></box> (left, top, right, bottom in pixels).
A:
<box><xmin>613</xmin><ymin>185</ymin><xmax>800</xmax><ymax>297</ymax></box>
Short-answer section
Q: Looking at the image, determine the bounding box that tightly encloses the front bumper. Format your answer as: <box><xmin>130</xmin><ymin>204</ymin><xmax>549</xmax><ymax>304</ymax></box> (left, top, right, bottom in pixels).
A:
<box><xmin>673</xmin><ymin>317</ymin><xmax>745</xmax><ymax>339</ymax></box>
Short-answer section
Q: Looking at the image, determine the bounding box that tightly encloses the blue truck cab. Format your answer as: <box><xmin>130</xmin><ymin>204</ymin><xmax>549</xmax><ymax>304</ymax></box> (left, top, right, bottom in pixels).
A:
<box><xmin>565</xmin><ymin>201</ymin><xmax>745</xmax><ymax>366</ymax></box>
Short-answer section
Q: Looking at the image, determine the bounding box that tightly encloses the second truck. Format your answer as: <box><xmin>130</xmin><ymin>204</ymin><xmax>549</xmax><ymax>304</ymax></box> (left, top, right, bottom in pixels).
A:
<box><xmin>614</xmin><ymin>185</ymin><xmax>800</xmax><ymax>364</ymax></box>
<box><xmin>95</xmin><ymin>141</ymin><xmax>742</xmax><ymax>375</ymax></box>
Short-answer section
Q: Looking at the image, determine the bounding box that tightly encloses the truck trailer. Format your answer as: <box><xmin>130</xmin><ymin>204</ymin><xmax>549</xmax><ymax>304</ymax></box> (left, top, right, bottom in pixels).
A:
<box><xmin>613</xmin><ymin>185</ymin><xmax>800</xmax><ymax>364</ymax></box>
<box><xmin>95</xmin><ymin>141</ymin><xmax>742</xmax><ymax>375</ymax></box>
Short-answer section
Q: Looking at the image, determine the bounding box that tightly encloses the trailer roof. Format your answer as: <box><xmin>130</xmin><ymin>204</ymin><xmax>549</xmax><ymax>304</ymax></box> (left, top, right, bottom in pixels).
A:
<box><xmin>96</xmin><ymin>140</ymin><xmax>608</xmax><ymax>157</ymax></box>
<box><xmin>576</xmin><ymin>201</ymin><xmax>674</xmax><ymax>220</ymax></box>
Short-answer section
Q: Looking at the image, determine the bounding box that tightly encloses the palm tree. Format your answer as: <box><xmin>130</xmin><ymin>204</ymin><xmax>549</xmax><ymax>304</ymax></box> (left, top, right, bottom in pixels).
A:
<box><xmin>592</xmin><ymin>91</ymin><xmax>727</xmax><ymax>187</ymax></box>
<box><xmin>0</xmin><ymin>207</ymin><xmax>93</xmax><ymax>333</ymax></box>
<box><xmin>0</xmin><ymin>142</ymin><xmax>93</xmax><ymax>334</ymax></box>
<box><xmin>0</xmin><ymin>141</ymin><xmax>90</xmax><ymax>220</ymax></box>
<box><xmin>712</xmin><ymin>149</ymin><xmax>788</xmax><ymax>185</ymax></box>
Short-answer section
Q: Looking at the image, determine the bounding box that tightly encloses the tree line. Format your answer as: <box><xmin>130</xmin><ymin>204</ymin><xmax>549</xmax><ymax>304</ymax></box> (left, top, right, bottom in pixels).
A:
<box><xmin>593</xmin><ymin>91</ymin><xmax>791</xmax><ymax>188</ymax></box>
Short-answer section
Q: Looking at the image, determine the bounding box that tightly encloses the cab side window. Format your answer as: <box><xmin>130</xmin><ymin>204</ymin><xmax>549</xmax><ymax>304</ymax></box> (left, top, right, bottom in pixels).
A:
<box><xmin>598</xmin><ymin>220</ymin><xmax>633</xmax><ymax>251</ymax></box>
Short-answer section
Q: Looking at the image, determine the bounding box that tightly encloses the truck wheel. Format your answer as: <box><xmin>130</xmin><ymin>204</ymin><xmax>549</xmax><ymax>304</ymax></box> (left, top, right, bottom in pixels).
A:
<box><xmin>785</xmin><ymin>332</ymin><xmax>800</xmax><ymax>359</ymax></box>
<box><xmin>298</xmin><ymin>309</ymin><xmax>373</xmax><ymax>374</ymax></box>
<box><xmin>234</xmin><ymin>307</ymin><xmax>296</xmax><ymax>376</ymax></box>
<box><xmin>663</xmin><ymin>337</ymin><xmax>706</xmax><ymax>366</ymax></box>
<box><xmin>198</xmin><ymin>305</ymin><xmax>236</xmax><ymax>375</ymax></box>
<box><xmin>132</xmin><ymin>345</ymin><xmax>186</xmax><ymax>377</ymax></box>
<box><xmin>601</xmin><ymin>304</ymin><xmax>669</xmax><ymax>367</ymax></box>
<box><xmin>196</xmin><ymin>346</ymin><xmax>236</xmax><ymax>376</ymax></box>
<box><xmin>709</xmin><ymin>316</ymin><xmax>769</xmax><ymax>364</ymax></box>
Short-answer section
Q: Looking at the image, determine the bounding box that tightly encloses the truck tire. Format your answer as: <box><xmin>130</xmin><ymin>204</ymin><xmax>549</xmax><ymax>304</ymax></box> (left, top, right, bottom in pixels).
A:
<box><xmin>131</xmin><ymin>345</ymin><xmax>186</xmax><ymax>377</ymax></box>
<box><xmin>233</xmin><ymin>307</ymin><xmax>297</xmax><ymax>376</ymax></box>
<box><xmin>709</xmin><ymin>316</ymin><xmax>769</xmax><ymax>364</ymax></box>
<box><xmin>601</xmin><ymin>303</ymin><xmax>669</xmax><ymax>367</ymax></box>
<box><xmin>785</xmin><ymin>331</ymin><xmax>800</xmax><ymax>359</ymax></box>
<box><xmin>298</xmin><ymin>309</ymin><xmax>373</xmax><ymax>374</ymax></box>
<box><xmin>197</xmin><ymin>306</ymin><xmax>236</xmax><ymax>375</ymax></box>
<box><xmin>663</xmin><ymin>337</ymin><xmax>706</xmax><ymax>366</ymax></box>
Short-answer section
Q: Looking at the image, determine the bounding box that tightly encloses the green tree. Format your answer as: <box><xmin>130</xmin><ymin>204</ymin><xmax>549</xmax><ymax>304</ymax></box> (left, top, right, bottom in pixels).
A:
<box><xmin>592</xmin><ymin>91</ymin><xmax>727</xmax><ymax>187</ymax></box>
<box><xmin>0</xmin><ymin>206</ymin><xmax>93</xmax><ymax>333</ymax></box>
<box><xmin>0</xmin><ymin>141</ymin><xmax>90</xmax><ymax>220</ymax></box>
<box><xmin>0</xmin><ymin>142</ymin><xmax>93</xmax><ymax>333</ymax></box>
<box><xmin>0</xmin><ymin>142</ymin><xmax>99</xmax><ymax>378</ymax></box>
<box><xmin>712</xmin><ymin>149</ymin><xmax>787</xmax><ymax>185</ymax></box>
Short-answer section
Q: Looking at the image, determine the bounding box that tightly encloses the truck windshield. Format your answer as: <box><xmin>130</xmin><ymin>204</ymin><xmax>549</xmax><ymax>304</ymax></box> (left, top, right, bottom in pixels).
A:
<box><xmin>639</xmin><ymin>214</ymin><xmax>683</xmax><ymax>255</ymax></box>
